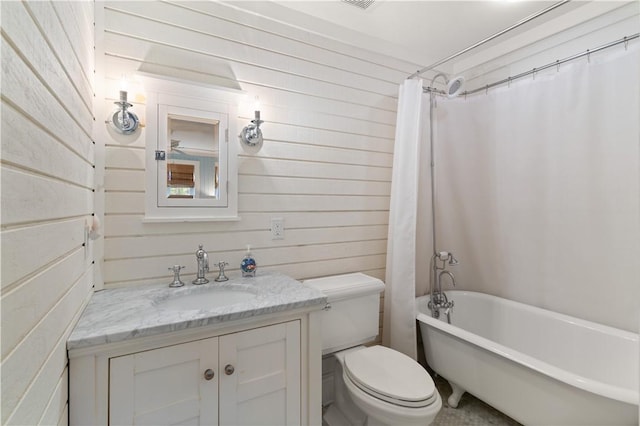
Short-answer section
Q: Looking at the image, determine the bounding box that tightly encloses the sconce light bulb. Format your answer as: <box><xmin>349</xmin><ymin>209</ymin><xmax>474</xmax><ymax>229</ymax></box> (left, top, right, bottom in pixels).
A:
<box><xmin>119</xmin><ymin>90</ymin><xmax>128</xmax><ymax>103</ymax></box>
<box><xmin>120</xmin><ymin>74</ymin><xmax>128</xmax><ymax>91</ymax></box>
<box><xmin>254</xmin><ymin>110</ymin><xmax>261</xmax><ymax>121</ymax></box>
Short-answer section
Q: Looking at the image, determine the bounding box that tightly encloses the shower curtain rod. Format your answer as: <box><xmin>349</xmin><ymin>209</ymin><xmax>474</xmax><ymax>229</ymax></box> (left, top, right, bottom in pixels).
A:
<box><xmin>452</xmin><ymin>33</ymin><xmax>639</xmax><ymax>97</ymax></box>
<box><xmin>407</xmin><ymin>0</ymin><xmax>571</xmax><ymax>80</ymax></box>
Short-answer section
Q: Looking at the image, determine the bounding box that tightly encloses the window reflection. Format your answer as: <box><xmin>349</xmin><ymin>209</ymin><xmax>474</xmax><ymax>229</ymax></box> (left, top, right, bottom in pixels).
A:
<box><xmin>167</xmin><ymin>163</ymin><xmax>195</xmax><ymax>198</ymax></box>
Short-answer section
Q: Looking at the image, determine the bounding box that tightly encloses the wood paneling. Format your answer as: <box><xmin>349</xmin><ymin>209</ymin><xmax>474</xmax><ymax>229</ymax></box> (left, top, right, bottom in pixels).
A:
<box><xmin>2</xmin><ymin>268</ymin><xmax>93</xmax><ymax>425</ymax></box>
<box><xmin>95</xmin><ymin>2</ymin><xmax>402</xmax><ymax>362</ymax></box>
<box><xmin>99</xmin><ymin>0</ymin><xmax>402</xmax><ymax>288</ymax></box>
<box><xmin>103</xmin><ymin>211</ymin><xmax>389</xmax><ymax>236</ymax></box>
<box><xmin>0</xmin><ymin>1</ymin><xmax>94</xmax><ymax>424</ymax></box>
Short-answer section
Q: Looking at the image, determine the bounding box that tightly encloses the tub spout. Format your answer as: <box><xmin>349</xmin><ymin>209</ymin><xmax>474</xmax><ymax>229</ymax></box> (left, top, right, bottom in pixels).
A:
<box><xmin>439</xmin><ymin>270</ymin><xmax>456</xmax><ymax>289</ymax></box>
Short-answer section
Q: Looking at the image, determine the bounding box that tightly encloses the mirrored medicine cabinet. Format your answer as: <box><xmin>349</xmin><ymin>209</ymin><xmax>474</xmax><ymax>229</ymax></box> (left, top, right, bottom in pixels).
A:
<box><xmin>142</xmin><ymin>76</ymin><xmax>241</xmax><ymax>222</ymax></box>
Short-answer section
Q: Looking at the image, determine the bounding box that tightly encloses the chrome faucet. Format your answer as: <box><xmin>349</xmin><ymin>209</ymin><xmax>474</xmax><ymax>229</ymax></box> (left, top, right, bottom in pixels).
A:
<box><xmin>428</xmin><ymin>251</ymin><xmax>458</xmax><ymax>322</ymax></box>
<box><xmin>192</xmin><ymin>245</ymin><xmax>210</xmax><ymax>285</ymax></box>
<box><xmin>214</xmin><ymin>261</ymin><xmax>229</xmax><ymax>282</ymax></box>
<box><xmin>168</xmin><ymin>265</ymin><xmax>186</xmax><ymax>288</ymax></box>
<box><xmin>438</xmin><ymin>270</ymin><xmax>456</xmax><ymax>292</ymax></box>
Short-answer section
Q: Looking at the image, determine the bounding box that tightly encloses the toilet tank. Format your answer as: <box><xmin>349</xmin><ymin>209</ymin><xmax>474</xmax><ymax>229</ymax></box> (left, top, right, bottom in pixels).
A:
<box><xmin>304</xmin><ymin>273</ymin><xmax>385</xmax><ymax>355</ymax></box>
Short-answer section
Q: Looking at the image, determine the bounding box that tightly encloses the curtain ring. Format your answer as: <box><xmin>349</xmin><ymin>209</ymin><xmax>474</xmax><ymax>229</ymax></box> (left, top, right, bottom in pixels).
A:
<box><xmin>507</xmin><ymin>77</ymin><xmax>511</xmax><ymax>88</ymax></box>
<box><xmin>556</xmin><ymin>60</ymin><xmax>560</xmax><ymax>72</ymax></box>
<box><xmin>624</xmin><ymin>36</ymin><xmax>629</xmax><ymax>51</ymax></box>
<box><xmin>485</xmin><ymin>85</ymin><xmax>489</xmax><ymax>95</ymax></box>
<box><xmin>532</xmin><ymin>68</ymin><xmax>537</xmax><ymax>80</ymax></box>
<box><xmin>587</xmin><ymin>49</ymin><xmax>591</xmax><ymax>63</ymax></box>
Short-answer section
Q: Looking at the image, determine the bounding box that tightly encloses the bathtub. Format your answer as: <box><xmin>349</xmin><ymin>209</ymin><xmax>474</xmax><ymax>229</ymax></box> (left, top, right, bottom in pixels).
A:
<box><xmin>416</xmin><ymin>291</ymin><xmax>639</xmax><ymax>425</ymax></box>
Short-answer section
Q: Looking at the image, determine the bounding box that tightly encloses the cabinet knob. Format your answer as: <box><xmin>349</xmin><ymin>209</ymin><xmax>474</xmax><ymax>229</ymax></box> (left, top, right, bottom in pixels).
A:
<box><xmin>204</xmin><ymin>369</ymin><xmax>215</xmax><ymax>381</ymax></box>
<box><xmin>224</xmin><ymin>364</ymin><xmax>235</xmax><ymax>375</ymax></box>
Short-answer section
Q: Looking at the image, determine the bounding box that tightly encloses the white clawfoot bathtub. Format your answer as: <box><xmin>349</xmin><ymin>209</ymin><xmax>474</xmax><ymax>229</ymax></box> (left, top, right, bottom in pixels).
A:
<box><xmin>416</xmin><ymin>291</ymin><xmax>639</xmax><ymax>426</ymax></box>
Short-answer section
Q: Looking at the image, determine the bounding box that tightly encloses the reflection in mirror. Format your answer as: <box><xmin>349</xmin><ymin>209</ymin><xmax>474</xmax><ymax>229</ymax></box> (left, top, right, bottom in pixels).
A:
<box><xmin>166</xmin><ymin>115</ymin><xmax>219</xmax><ymax>200</ymax></box>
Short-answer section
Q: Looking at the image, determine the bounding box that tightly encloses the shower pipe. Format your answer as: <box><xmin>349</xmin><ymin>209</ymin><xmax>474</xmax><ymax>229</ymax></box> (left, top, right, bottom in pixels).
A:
<box><xmin>407</xmin><ymin>0</ymin><xmax>571</xmax><ymax>80</ymax></box>
<box><xmin>427</xmin><ymin>71</ymin><xmax>454</xmax><ymax>300</ymax></box>
<box><xmin>427</xmin><ymin>89</ymin><xmax>438</xmax><ymax>300</ymax></box>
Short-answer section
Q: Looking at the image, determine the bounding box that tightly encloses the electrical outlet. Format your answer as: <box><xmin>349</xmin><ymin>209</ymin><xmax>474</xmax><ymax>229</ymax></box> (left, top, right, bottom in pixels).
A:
<box><xmin>271</xmin><ymin>217</ymin><xmax>284</xmax><ymax>240</ymax></box>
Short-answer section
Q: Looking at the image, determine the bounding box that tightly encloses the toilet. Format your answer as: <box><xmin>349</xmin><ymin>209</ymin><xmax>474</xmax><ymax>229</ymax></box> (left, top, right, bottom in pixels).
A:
<box><xmin>304</xmin><ymin>273</ymin><xmax>441</xmax><ymax>426</ymax></box>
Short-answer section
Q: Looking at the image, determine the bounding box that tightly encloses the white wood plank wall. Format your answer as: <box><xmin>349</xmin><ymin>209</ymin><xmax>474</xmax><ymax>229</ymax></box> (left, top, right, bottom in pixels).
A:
<box><xmin>1</xmin><ymin>1</ymin><xmax>95</xmax><ymax>425</ymax></box>
<box><xmin>98</xmin><ymin>1</ymin><xmax>419</xmax><ymax>340</ymax></box>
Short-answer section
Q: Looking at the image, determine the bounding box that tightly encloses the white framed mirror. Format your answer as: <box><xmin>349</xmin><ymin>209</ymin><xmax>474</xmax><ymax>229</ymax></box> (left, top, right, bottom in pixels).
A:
<box><xmin>142</xmin><ymin>76</ymin><xmax>240</xmax><ymax>222</ymax></box>
<box><xmin>158</xmin><ymin>105</ymin><xmax>227</xmax><ymax>207</ymax></box>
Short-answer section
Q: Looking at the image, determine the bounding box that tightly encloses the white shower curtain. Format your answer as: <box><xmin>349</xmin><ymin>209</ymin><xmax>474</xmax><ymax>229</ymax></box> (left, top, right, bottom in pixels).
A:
<box><xmin>383</xmin><ymin>79</ymin><xmax>425</xmax><ymax>359</ymax></box>
<box><xmin>383</xmin><ymin>44</ymin><xmax>639</xmax><ymax>356</ymax></box>
<box><xmin>434</xmin><ymin>45</ymin><xmax>639</xmax><ymax>331</ymax></box>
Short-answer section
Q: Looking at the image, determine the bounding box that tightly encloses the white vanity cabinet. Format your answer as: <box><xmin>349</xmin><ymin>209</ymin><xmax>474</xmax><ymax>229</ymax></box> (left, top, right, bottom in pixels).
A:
<box><xmin>109</xmin><ymin>321</ymin><xmax>300</xmax><ymax>425</ymax></box>
<box><xmin>109</xmin><ymin>337</ymin><xmax>220</xmax><ymax>425</ymax></box>
<box><xmin>218</xmin><ymin>321</ymin><xmax>301</xmax><ymax>425</ymax></box>
<box><xmin>70</xmin><ymin>315</ymin><xmax>320</xmax><ymax>426</ymax></box>
<box><xmin>67</xmin><ymin>272</ymin><xmax>325</xmax><ymax>425</ymax></box>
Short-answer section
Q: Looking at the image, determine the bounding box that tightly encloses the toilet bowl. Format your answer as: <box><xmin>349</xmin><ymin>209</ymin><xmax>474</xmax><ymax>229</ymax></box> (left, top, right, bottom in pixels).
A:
<box><xmin>335</xmin><ymin>345</ymin><xmax>441</xmax><ymax>426</ymax></box>
<box><xmin>304</xmin><ymin>273</ymin><xmax>442</xmax><ymax>426</ymax></box>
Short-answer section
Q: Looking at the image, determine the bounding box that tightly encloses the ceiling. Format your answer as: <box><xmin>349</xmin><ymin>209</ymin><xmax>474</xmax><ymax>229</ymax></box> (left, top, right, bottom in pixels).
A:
<box><xmin>229</xmin><ymin>0</ymin><xmax>637</xmax><ymax>79</ymax></box>
<box><xmin>229</xmin><ymin>1</ymin><xmax>623</xmax><ymax>75</ymax></box>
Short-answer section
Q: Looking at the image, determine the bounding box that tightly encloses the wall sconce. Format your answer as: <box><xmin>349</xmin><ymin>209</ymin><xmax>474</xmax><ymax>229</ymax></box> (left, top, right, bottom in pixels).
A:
<box><xmin>109</xmin><ymin>90</ymin><xmax>139</xmax><ymax>135</ymax></box>
<box><xmin>239</xmin><ymin>110</ymin><xmax>264</xmax><ymax>153</ymax></box>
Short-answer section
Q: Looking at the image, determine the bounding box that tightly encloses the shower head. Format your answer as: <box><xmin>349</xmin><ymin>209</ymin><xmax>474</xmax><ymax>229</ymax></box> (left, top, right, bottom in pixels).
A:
<box><xmin>446</xmin><ymin>76</ymin><xmax>465</xmax><ymax>98</ymax></box>
<box><xmin>430</xmin><ymin>73</ymin><xmax>465</xmax><ymax>98</ymax></box>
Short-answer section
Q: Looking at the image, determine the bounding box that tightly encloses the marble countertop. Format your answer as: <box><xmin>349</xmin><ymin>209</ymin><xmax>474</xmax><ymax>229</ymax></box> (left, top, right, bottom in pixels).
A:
<box><xmin>68</xmin><ymin>271</ymin><xmax>327</xmax><ymax>351</ymax></box>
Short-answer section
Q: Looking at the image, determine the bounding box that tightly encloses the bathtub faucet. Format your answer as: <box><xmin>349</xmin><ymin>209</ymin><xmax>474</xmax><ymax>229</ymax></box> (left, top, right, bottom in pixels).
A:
<box><xmin>192</xmin><ymin>245</ymin><xmax>210</xmax><ymax>285</ymax></box>
<box><xmin>430</xmin><ymin>270</ymin><xmax>456</xmax><ymax>320</ymax></box>
<box><xmin>428</xmin><ymin>252</ymin><xmax>458</xmax><ymax>320</ymax></box>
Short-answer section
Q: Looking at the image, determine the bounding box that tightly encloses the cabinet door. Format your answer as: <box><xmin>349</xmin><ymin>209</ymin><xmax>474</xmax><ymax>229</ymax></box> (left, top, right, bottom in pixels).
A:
<box><xmin>219</xmin><ymin>321</ymin><xmax>301</xmax><ymax>426</ymax></box>
<box><xmin>110</xmin><ymin>338</ymin><xmax>218</xmax><ymax>425</ymax></box>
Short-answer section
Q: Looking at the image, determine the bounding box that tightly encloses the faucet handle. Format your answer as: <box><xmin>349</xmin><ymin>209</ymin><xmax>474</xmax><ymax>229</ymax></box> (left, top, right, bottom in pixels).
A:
<box><xmin>215</xmin><ymin>261</ymin><xmax>229</xmax><ymax>282</ymax></box>
<box><xmin>169</xmin><ymin>265</ymin><xmax>186</xmax><ymax>287</ymax></box>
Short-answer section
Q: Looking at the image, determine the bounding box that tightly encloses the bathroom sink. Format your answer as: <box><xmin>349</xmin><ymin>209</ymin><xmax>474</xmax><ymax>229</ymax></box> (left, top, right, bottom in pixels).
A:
<box><xmin>159</xmin><ymin>289</ymin><xmax>257</xmax><ymax>311</ymax></box>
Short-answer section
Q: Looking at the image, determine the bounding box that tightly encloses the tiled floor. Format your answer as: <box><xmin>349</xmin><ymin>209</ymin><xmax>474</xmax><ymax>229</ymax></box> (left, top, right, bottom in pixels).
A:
<box><xmin>432</xmin><ymin>375</ymin><xmax>522</xmax><ymax>426</ymax></box>
<box><xmin>322</xmin><ymin>374</ymin><xmax>522</xmax><ymax>426</ymax></box>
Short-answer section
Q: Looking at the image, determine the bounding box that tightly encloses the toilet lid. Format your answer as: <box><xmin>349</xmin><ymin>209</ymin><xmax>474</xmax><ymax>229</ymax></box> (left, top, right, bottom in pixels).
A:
<box><xmin>344</xmin><ymin>346</ymin><xmax>436</xmax><ymax>407</ymax></box>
